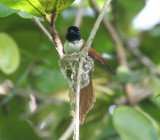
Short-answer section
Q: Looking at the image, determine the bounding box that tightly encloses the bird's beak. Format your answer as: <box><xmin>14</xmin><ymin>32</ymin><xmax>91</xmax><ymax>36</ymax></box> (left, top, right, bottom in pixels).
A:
<box><xmin>70</xmin><ymin>29</ymin><xmax>76</xmax><ymax>34</ymax></box>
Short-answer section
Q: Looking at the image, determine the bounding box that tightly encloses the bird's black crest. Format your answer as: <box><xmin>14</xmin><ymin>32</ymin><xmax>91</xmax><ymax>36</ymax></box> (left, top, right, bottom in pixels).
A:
<box><xmin>66</xmin><ymin>26</ymin><xmax>81</xmax><ymax>42</ymax></box>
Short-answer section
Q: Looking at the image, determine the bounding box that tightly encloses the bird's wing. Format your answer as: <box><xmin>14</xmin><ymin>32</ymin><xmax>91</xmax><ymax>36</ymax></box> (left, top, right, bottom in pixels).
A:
<box><xmin>82</xmin><ymin>40</ymin><xmax>116</xmax><ymax>75</ymax></box>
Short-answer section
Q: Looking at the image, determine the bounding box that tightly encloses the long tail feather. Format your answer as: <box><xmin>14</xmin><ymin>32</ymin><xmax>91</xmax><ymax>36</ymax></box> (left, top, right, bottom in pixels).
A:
<box><xmin>68</xmin><ymin>78</ymin><xmax>95</xmax><ymax>124</ymax></box>
<box><xmin>79</xmin><ymin>78</ymin><xmax>95</xmax><ymax>124</ymax></box>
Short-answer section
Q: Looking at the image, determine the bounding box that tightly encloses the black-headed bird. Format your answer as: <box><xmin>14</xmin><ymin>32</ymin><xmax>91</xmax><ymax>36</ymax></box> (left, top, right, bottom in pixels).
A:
<box><xmin>64</xmin><ymin>26</ymin><xmax>115</xmax><ymax>123</ymax></box>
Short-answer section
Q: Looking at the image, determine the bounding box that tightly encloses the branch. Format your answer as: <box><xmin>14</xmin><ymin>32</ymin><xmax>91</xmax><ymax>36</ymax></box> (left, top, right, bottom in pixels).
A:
<box><xmin>34</xmin><ymin>18</ymin><xmax>64</xmax><ymax>58</ymax></box>
<box><xmin>50</xmin><ymin>25</ymin><xmax>64</xmax><ymax>58</ymax></box>
<box><xmin>59</xmin><ymin>121</ymin><xmax>74</xmax><ymax>140</ymax></box>
<box><xmin>74</xmin><ymin>0</ymin><xmax>84</xmax><ymax>28</ymax></box>
<box><xmin>81</xmin><ymin>0</ymin><xmax>112</xmax><ymax>55</ymax></box>
<box><xmin>51</xmin><ymin>0</ymin><xmax>58</xmax><ymax>26</ymax></box>
<box><xmin>89</xmin><ymin>0</ymin><xmax>135</xmax><ymax>105</ymax></box>
<box><xmin>89</xmin><ymin>0</ymin><xmax>127</xmax><ymax>67</ymax></box>
<box><xmin>34</xmin><ymin>18</ymin><xmax>54</xmax><ymax>44</ymax></box>
<box><xmin>74</xmin><ymin>60</ymin><xmax>83</xmax><ymax>140</ymax></box>
<box><xmin>73</xmin><ymin>0</ymin><xmax>112</xmax><ymax>139</ymax></box>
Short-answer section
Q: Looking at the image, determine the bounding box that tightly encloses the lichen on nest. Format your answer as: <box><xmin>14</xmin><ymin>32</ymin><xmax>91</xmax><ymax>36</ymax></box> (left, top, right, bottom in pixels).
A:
<box><xmin>58</xmin><ymin>52</ymin><xmax>94</xmax><ymax>92</ymax></box>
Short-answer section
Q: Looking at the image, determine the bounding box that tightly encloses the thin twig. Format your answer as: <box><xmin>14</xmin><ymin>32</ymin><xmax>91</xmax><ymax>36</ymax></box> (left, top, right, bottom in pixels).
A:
<box><xmin>51</xmin><ymin>0</ymin><xmax>58</xmax><ymax>26</ymax></box>
<box><xmin>74</xmin><ymin>60</ymin><xmax>83</xmax><ymax>140</ymax></box>
<box><xmin>53</xmin><ymin>15</ymin><xmax>59</xmax><ymax>25</ymax></box>
<box><xmin>34</xmin><ymin>18</ymin><xmax>54</xmax><ymax>44</ymax></box>
<box><xmin>89</xmin><ymin>0</ymin><xmax>127</xmax><ymax>67</ymax></box>
<box><xmin>74</xmin><ymin>0</ymin><xmax>84</xmax><ymax>28</ymax></box>
<box><xmin>50</xmin><ymin>25</ymin><xmax>64</xmax><ymax>58</ymax></box>
<box><xmin>89</xmin><ymin>0</ymin><xmax>135</xmax><ymax>105</ymax></box>
<box><xmin>34</xmin><ymin>17</ymin><xmax>64</xmax><ymax>58</ymax></box>
<box><xmin>73</xmin><ymin>1</ymin><xmax>84</xmax><ymax>138</ymax></box>
<box><xmin>59</xmin><ymin>121</ymin><xmax>74</xmax><ymax>140</ymax></box>
<box><xmin>73</xmin><ymin>0</ymin><xmax>112</xmax><ymax>139</ymax></box>
<box><xmin>81</xmin><ymin>0</ymin><xmax>112</xmax><ymax>55</ymax></box>
<box><xmin>49</xmin><ymin>1</ymin><xmax>64</xmax><ymax>58</ymax></box>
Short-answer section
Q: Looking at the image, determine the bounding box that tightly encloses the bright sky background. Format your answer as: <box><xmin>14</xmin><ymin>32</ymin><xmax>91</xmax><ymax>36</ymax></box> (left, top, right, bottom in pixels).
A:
<box><xmin>133</xmin><ymin>0</ymin><xmax>160</xmax><ymax>30</ymax></box>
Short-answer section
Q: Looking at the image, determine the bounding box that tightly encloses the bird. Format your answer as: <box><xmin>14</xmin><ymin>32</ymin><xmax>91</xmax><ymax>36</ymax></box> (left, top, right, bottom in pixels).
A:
<box><xmin>64</xmin><ymin>25</ymin><xmax>115</xmax><ymax>124</ymax></box>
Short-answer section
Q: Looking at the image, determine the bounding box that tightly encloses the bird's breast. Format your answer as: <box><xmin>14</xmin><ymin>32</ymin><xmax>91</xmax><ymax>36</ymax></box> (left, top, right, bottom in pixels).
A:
<box><xmin>64</xmin><ymin>40</ymin><xmax>83</xmax><ymax>54</ymax></box>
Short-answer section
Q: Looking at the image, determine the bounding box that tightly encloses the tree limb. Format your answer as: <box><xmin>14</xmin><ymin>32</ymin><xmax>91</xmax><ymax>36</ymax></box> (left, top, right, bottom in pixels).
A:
<box><xmin>34</xmin><ymin>17</ymin><xmax>64</xmax><ymax>58</ymax></box>
<box><xmin>74</xmin><ymin>59</ymin><xmax>83</xmax><ymax>140</ymax></box>
<box><xmin>50</xmin><ymin>25</ymin><xmax>64</xmax><ymax>58</ymax></box>
<box><xmin>89</xmin><ymin>0</ymin><xmax>127</xmax><ymax>66</ymax></box>
<box><xmin>51</xmin><ymin>0</ymin><xmax>58</xmax><ymax>26</ymax></box>
<box><xmin>81</xmin><ymin>0</ymin><xmax>112</xmax><ymax>55</ymax></box>
<box><xmin>34</xmin><ymin>17</ymin><xmax>54</xmax><ymax>44</ymax></box>
<box><xmin>73</xmin><ymin>0</ymin><xmax>112</xmax><ymax>139</ymax></box>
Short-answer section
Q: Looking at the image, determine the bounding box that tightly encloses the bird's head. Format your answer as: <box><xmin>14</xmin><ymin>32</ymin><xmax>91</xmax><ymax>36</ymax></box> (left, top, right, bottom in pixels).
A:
<box><xmin>66</xmin><ymin>26</ymin><xmax>81</xmax><ymax>42</ymax></box>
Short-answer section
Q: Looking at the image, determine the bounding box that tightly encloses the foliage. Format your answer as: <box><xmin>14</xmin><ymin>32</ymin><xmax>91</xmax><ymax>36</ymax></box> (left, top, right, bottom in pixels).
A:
<box><xmin>0</xmin><ymin>0</ymin><xmax>46</xmax><ymax>17</ymax></box>
<box><xmin>113</xmin><ymin>106</ymin><xmax>158</xmax><ymax>140</ymax></box>
<box><xmin>0</xmin><ymin>0</ymin><xmax>160</xmax><ymax>140</ymax></box>
<box><xmin>0</xmin><ymin>3</ymin><xmax>34</xmax><ymax>18</ymax></box>
<box><xmin>38</xmin><ymin>0</ymin><xmax>75</xmax><ymax>14</ymax></box>
<box><xmin>0</xmin><ymin>33</ymin><xmax>20</xmax><ymax>74</ymax></box>
<box><xmin>0</xmin><ymin>0</ymin><xmax>75</xmax><ymax>17</ymax></box>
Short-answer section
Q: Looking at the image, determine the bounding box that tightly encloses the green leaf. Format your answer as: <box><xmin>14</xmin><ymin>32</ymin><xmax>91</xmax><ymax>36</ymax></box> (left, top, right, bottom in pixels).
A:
<box><xmin>38</xmin><ymin>0</ymin><xmax>75</xmax><ymax>14</ymax></box>
<box><xmin>0</xmin><ymin>3</ymin><xmax>34</xmax><ymax>18</ymax></box>
<box><xmin>0</xmin><ymin>3</ymin><xmax>15</xmax><ymax>17</ymax></box>
<box><xmin>0</xmin><ymin>0</ymin><xmax>74</xmax><ymax>18</ymax></box>
<box><xmin>0</xmin><ymin>33</ymin><xmax>20</xmax><ymax>74</ymax></box>
<box><xmin>0</xmin><ymin>0</ymin><xmax>46</xmax><ymax>17</ymax></box>
<box><xmin>16</xmin><ymin>10</ymin><xmax>34</xmax><ymax>18</ymax></box>
<box><xmin>56</xmin><ymin>0</ymin><xmax>74</xmax><ymax>14</ymax></box>
<box><xmin>140</xmin><ymin>99</ymin><xmax>160</xmax><ymax>123</ymax></box>
<box><xmin>38</xmin><ymin>0</ymin><xmax>57</xmax><ymax>14</ymax></box>
<box><xmin>113</xmin><ymin>106</ymin><xmax>158</xmax><ymax>140</ymax></box>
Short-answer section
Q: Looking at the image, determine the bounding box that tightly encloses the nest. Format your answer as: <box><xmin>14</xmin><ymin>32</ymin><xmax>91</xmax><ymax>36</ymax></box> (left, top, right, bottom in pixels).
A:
<box><xmin>58</xmin><ymin>52</ymin><xmax>94</xmax><ymax>92</ymax></box>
